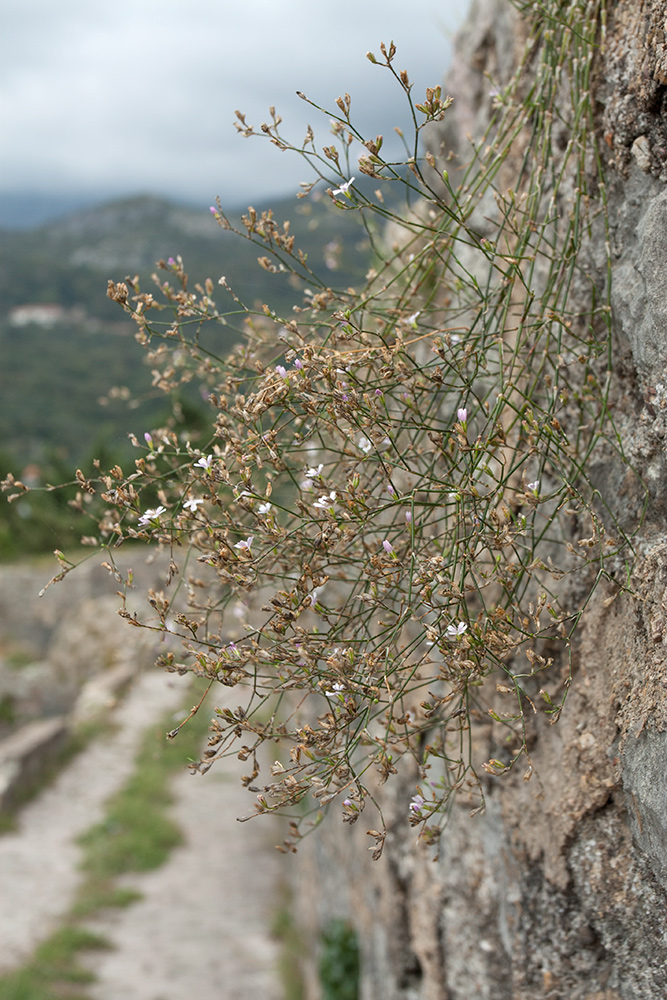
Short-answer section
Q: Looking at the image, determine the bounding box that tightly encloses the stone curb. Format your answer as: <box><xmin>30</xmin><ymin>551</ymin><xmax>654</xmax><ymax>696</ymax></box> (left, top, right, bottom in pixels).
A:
<box><xmin>0</xmin><ymin>660</ymin><xmax>138</xmax><ymax>816</ymax></box>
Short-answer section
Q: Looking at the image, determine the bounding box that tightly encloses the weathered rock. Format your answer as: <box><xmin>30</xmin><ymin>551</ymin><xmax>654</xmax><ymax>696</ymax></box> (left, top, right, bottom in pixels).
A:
<box><xmin>287</xmin><ymin>2</ymin><xmax>667</xmax><ymax>998</ymax></box>
<box><xmin>0</xmin><ymin>717</ymin><xmax>68</xmax><ymax>813</ymax></box>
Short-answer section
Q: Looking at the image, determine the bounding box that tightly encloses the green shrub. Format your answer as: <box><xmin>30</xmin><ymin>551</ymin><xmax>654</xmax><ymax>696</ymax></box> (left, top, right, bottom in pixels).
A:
<box><xmin>319</xmin><ymin>920</ymin><xmax>360</xmax><ymax>1000</ymax></box>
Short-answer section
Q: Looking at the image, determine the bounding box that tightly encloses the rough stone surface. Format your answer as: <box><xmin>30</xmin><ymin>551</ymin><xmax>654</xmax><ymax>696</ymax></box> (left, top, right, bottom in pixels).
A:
<box><xmin>0</xmin><ymin>716</ymin><xmax>68</xmax><ymax>812</ymax></box>
<box><xmin>286</xmin><ymin>2</ymin><xmax>667</xmax><ymax>998</ymax></box>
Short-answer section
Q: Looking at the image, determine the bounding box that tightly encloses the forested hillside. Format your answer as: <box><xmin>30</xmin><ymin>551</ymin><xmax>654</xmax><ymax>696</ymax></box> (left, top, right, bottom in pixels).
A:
<box><xmin>0</xmin><ymin>192</ymin><xmax>370</xmax><ymax>461</ymax></box>
<box><xmin>0</xmin><ymin>191</ymin><xmax>371</xmax><ymax>555</ymax></box>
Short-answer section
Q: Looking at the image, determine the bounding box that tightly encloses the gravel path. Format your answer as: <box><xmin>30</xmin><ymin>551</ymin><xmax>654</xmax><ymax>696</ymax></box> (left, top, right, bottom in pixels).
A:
<box><xmin>0</xmin><ymin>671</ymin><xmax>283</xmax><ymax>998</ymax></box>
<box><xmin>85</xmin><ymin>762</ymin><xmax>283</xmax><ymax>1000</ymax></box>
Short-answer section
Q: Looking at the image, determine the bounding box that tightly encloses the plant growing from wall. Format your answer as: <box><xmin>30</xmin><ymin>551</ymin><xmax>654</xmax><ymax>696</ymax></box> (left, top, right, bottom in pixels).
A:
<box><xmin>5</xmin><ymin>0</ymin><xmax>640</xmax><ymax>855</ymax></box>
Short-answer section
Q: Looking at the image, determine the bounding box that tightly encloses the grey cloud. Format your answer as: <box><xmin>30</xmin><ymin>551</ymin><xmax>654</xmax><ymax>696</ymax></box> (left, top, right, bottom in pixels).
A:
<box><xmin>0</xmin><ymin>0</ymin><xmax>470</xmax><ymax>207</ymax></box>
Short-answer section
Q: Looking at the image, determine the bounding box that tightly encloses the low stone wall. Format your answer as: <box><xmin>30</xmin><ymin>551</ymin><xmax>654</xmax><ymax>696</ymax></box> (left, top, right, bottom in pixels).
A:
<box><xmin>0</xmin><ymin>548</ymin><xmax>172</xmax><ymax>815</ymax></box>
<box><xmin>0</xmin><ymin>660</ymin><xmax>136</xmax><ymax>815</ymax></box>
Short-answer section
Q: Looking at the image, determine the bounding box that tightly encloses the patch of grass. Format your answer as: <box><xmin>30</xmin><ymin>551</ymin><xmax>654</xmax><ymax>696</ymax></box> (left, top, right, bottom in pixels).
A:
<box><xmin>0</xmin><ymin>695</ymin><xmax>16</xmax><ymax>725</ymax></box>
<box><xmin>0</xmin><ymin>926</ymin><xmax>109</xmax><ymax>1000</ymax></box>
<box><xmin>272</xmin><ymin>881</ymin><xmax>305</xmax><ymax>1000</ymax></box>
<box><xmin>70</xmin><ymin>881</ymin><xmax>143</xmax><ymax>920</ymax></box>
<box><xmin>319</xmin><ymin>920</ymin><xmax>360</xmax><ymax>1000</ymax></box>
<box><xmin>0</xmin><ymin>681</ymin><xmax>212</xmax><ymax>999</ymax></box>
<box><xmin>4</xmin><ymin>649</ymin><xmax>34</xmax><ymax>671</ymax></box>
<box><xmin>78</xmin><ymin>690</ymin><xmax>211</xmax><ymax>879</ymax></box>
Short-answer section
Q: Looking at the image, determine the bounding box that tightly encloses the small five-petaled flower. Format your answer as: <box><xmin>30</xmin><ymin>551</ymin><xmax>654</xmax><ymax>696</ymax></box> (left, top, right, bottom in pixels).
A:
<box><xmin>183</xmin><ymin>498</ymin><xmax>204</xmax><ymax>513</ymax></box>
<box><xmin>138</xmin><ymin>506</ymin><xmax>166</xmax><ymax>527</ymax></box>
<box><xmin>313</xmin><ymin>491</ymin><xmax>337</xmax><ymax>510</ymax></box>
<box><xmin>409</xmin><ymin>794</ymin><xmax>425</xmax><ymax>814</ymax></box>
<box><xmin>194</xmin><ymin>454</ymin><xmax>214</xmax><ymax>472</ymax></box>
<box><xmin>325</xmin><ymin>682</ymin><xmax>346</xmax><ymax>698</ymax></box>
<box><xmin>234</xmin><ymin>536</ymin><xmax>254</xmax><ymax>552</ymax></box>
<box><xmin>445</xmin><ymin>621</ymin><xmax>468</xmax><ymax>639</ymax></box>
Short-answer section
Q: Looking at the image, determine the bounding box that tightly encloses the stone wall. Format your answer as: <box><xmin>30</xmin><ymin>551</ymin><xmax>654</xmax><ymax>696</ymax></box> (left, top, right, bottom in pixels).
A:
<box><xmin>287</xmin><ymin>3</ymin><xmax>667</xmax><ymax>997</ymax></box>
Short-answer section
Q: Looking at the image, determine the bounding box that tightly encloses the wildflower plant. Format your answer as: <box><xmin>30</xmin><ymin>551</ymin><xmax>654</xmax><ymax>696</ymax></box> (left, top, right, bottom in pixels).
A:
<box><xmin>8</xmin><ymin>0</ymin><xmax>641</xmax><ymax>855</ymax></box>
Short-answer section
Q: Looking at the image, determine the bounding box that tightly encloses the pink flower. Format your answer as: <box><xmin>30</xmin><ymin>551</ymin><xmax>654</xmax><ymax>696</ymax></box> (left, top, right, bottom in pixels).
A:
<box><xmin>194</xmin><ymin>454</ymin><xmax>214</xmax><ymax>472</ymax></box>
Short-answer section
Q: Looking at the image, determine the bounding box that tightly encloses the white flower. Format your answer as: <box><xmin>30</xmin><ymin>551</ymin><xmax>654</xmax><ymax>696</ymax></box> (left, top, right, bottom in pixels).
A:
<box><xmin>306</xmin><ymin>464</ymin><xmax>324</xmax><ymax>479</ymax></box>
<box><xmin>275</xmin><ymin>365</ymin><xmax>287</xmax><ymax>378</ymax></box>
<box><xmin>457</xmin><ymin>407</ymin><xmax>468</xmax><ymax>423</ymax></box>
<box><xmin>404</xmin><ymin>311</ymin><xmax>421</xmax><ymax>326</ymax></box>
<box><xmin>257</xmin><ymin>501</ymin><xmax>272</xmax><ymax>514</ymax></box>
<box><xmin>194</xmin><ymin>454</ymin><xmax>213</xmax><ymax>472</ymax></box>
<box><xmin>409</xmin><ymin>794</ymin><xmax>425</xmax><ymax>814</ymax></box>
<box><xmin>325</xmin><ymin>682</ymin><xmax>346</xmax><ymax>697</ymax></box>
<box><xmin>332</xmin><ymin>176</ymin><xmax>355</xmax><ymax>196</ymax></box>
<box><xmin>313</xmin><ymin>491</ymin><xmax>337</xmax><ymax>510</ymax></box>
<box><xmin>138</xmin><ymin>505</ymin><xmax>166</xmax><ymax>527</ymax></box>
<box><xmin>358</xmin><ymin>436</ymin><xmax>372</xmax><ymax>454</ymax></box>
<box><xmin>526</xmin><ymin>481</ymin><xmax>540</xmax><ymax>494</ymax></box>
<box><xmin>445</xmin><ymin>621</ymin><xmax>468</xmax><ymax>639</ymax></box>
<box><xmin>234</xmin><ymin>536</ymin><xmax>254</xmax><ymax>551</ymax></box>
<box><xmin>382</xmin><ymin>539</ymin><xmax>395</xmax><ymax>556</ymax></box>
<box><xmin>183</xmin><ymin>497</ymin><xmax>204</xmax><ymax>513</ymax></box>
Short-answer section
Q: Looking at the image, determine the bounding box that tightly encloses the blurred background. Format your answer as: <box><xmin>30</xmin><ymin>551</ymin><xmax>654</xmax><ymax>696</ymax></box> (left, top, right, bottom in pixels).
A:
<box><xmin>2</xmin><ymin>0</ymin><xmax>469</xmax><ymax>223</ymax></box>
<box><xmin>0</xmin><ymin>2</ymin><xmax>470</xmax><ymax>996</ymax></box>
<box><xmin>0</xmin><ymin>0</ymin><xmax>470</xmax><ymax>557</ymax></box>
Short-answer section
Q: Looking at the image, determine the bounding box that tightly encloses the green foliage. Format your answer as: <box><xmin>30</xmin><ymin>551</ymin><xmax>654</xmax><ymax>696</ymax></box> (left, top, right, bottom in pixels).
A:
<box><xmin>319</xmin><ymin>921</ymin><xmax>360</xmax><ymax>1000</ymax></box>
<box><xmin>272</xmin><ymin>883</ymin><xmax>306</xmax><ymax>1000</ymax></box>
<box><xmin>0</xmin><ymin>926</ymin><xmax>108</xmax><ymax>1000</ymax></box>
<box><xmin>0</xmin><ymin>193</ymin><xmax>369</xmax><ymax>464</ymax></box>
<box><xmin>0</xmin><ymin>192</ymin><xmax>370</xmax><ymax>558</ymax></box>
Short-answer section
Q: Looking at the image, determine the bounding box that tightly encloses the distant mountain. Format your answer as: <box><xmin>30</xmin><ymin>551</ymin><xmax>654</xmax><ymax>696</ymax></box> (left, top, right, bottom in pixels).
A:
<box><xmin>0</xmin><ymin>192</ymin><xmax>111</xmax><ymax>230</ymax></box>
<box><xmin>0</xmin><ymin>192</ymin><xmax>372</xmax><ymax>465</ymax></box>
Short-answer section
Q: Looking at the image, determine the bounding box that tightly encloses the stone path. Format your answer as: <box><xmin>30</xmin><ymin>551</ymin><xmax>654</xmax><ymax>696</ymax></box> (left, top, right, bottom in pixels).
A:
<box><xmin>85</xmin><ymin>764</ymin><xmax>283</xmax><ymax>1000</ymax></box>
<box><xmin>0</xmin><ymin>670</ymin><xmax>283</xmax><ymax>998</ymax></box>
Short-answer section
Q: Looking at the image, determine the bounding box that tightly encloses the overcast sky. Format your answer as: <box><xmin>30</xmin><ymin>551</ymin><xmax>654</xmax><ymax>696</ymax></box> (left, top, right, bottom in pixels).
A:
<box><xmin>1</xmin><ymin>0</ymin><xmax>471</xmax><ymax>220</ymax></box>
